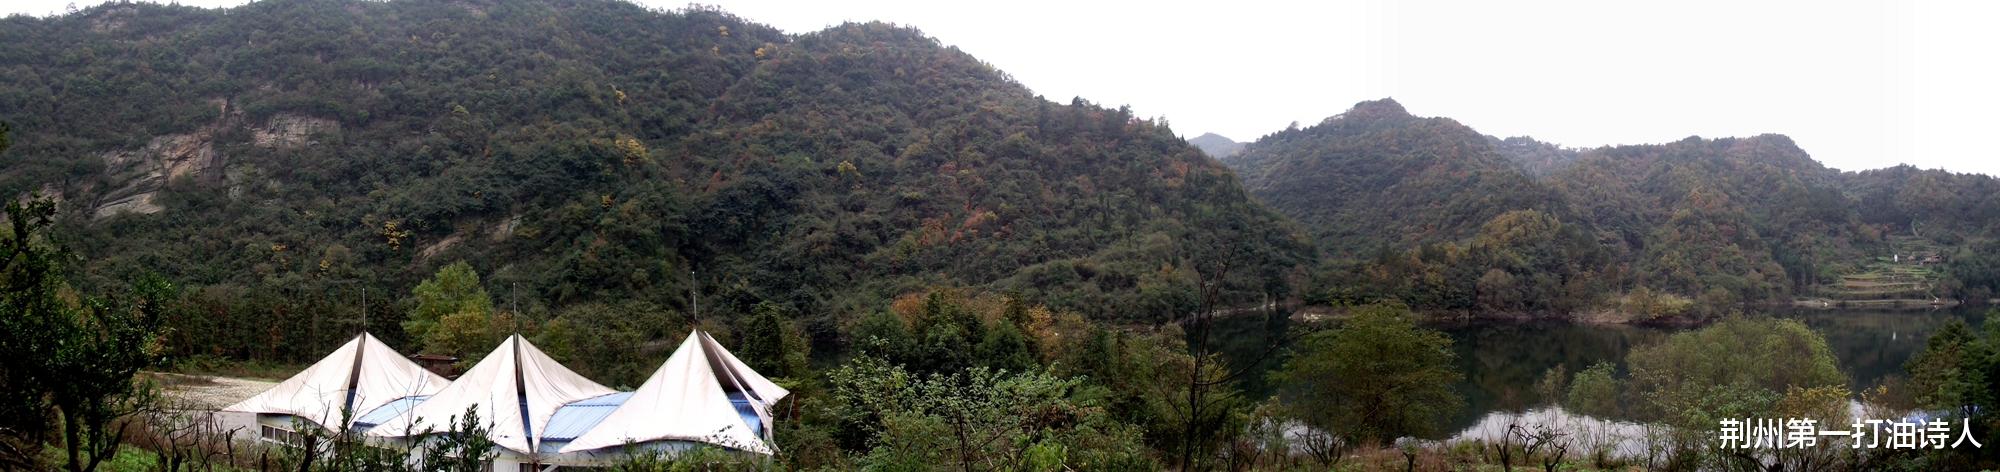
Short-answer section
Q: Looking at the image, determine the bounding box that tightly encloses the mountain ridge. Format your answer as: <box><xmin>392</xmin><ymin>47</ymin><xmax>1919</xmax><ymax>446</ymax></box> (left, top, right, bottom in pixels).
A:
<box><xmin>1187</xmin><ymin>132</ymin><xmax>1243</xmax><ymax>159</ymax></box>
<box><xmin>1225</xmin><ymin>98</ymin><xmax>1567</xmax><ymax>257</ymax></box>
<box><xmin>0</xmin><ymin>0</ymin><xmax>1313</xmax><ymax>344</ymax></box>
<box><xmin>1228</xmin><ymin>99</ymin><xmax>2000</xmax><ymax>315</ymax></box>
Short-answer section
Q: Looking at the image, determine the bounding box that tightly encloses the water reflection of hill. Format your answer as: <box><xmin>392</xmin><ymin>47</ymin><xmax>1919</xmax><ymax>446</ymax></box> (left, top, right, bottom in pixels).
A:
<box><xmin>1791</xmin><ymin>308</ymin><xmax>1990</xmax><ymax>391</ymax></box>
<box><xmin>1440</xmin><ymin>321</ymin><xmax>1666</xmax><ymax>435</ymax></box>
<box><xmin>1206</xmin><ymin>307</ymin><xmax>1990</xmax><ymax>439</ymax></box>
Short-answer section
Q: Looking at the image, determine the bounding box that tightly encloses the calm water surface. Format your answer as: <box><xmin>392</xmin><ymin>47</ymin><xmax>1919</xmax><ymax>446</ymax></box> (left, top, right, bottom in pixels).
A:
<box><xmin>1205</xmin><ymin>307</ymin><xmax>1992</xmax><ymax>438</ymax></box>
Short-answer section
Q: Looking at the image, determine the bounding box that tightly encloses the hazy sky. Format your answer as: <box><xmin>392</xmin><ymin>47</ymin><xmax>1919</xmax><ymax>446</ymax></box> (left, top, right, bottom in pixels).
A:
<box><xmin>9</xmin><ymin>1</ymin><xmax>1998</xmax><ymax>176</ymax></box>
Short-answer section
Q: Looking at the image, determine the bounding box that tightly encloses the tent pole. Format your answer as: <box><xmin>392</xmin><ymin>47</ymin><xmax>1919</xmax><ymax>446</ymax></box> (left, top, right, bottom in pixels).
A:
<box><xmin>342</xmin><ymin>332</ymin><xmax>366</xmax><ymax>430</ymax></box>
<box><xmin>513</xmin><ymin>335</ymin><xmax>534</xmax><ymax>452</ymax></box>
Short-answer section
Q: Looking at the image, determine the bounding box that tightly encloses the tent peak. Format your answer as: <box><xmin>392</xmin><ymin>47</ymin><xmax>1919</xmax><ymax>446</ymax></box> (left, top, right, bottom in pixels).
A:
<box><xmin>557</xmin><ymin>330</ymin><xmax>791</xmax><ymax>454</ymax></box>
<box><xmin>221</xmin><ymin>332</ymin><xmax>446</xmax><ymax>431</ymax></box>
<box><xmin>366</xmin><ymin>332</ymin><xmax>613</xmax><ymax>454</ymax></box>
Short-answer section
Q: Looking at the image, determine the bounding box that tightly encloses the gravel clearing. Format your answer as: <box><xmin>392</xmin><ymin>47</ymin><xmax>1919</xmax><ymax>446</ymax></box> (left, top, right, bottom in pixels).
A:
<box><xmin>149</xmin><ymin>372</ymin><xmax>278</xmax><ymax>410</ymax></box>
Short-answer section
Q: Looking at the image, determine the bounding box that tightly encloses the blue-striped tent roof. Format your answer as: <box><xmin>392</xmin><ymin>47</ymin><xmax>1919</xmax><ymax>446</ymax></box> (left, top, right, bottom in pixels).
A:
<box><xmin>353</xmin><ymin>396</ymin><xmax>429</xmax><ymax>428</ymax></box>
<box><xmin>539</xmin><ymin>392</ymin><xmax>634</xmax><ymax>443</ymax></box>
<box><xmin>358</xmin><ymin>390</ymin><xmax>765</xmax><ymax>454</ymax></box>
<box><xmin>532</xmin><ymin>391</ymin><xmax>765</xmax><ymax>454</ymax></box>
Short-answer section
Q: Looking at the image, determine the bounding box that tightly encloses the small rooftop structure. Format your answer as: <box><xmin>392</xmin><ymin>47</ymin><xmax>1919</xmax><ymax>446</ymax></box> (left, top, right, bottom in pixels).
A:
<box><xmin>407</xmin><ymin>353</ymin><xmax>460</xmax><ymax>378</ymax></box>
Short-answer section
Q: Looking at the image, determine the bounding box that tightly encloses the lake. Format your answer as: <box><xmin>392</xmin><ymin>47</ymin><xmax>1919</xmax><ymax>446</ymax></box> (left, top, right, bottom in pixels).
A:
<box><xmin>1203</xmin><ymin>306</ymin><xmax>1993</xmax><ymax>438</ymax></box>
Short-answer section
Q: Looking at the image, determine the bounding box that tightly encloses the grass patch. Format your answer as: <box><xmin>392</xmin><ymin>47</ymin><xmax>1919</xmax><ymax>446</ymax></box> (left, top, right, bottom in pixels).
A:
<box><xmin>40</xmin><ymin>444</ymin><xmax>182</xmax><ymax>472</ymax></box>
<box><xmin>169</xmin><ymin>355</ymin><xmax>305</xmax><ymax>381</ymax></box>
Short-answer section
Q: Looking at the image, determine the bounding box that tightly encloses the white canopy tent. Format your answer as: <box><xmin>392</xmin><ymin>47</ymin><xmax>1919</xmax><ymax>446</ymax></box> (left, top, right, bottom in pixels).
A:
<box><xmin>366</xmin><ymin>334</ymin><xmax>615</xmax><ymax>454</ymax></box>
<box><xmin>558</xmin><ymin>330</ymin><xmax>790</xmax><ymax>455</ymax></box>
<box><xmin>696</xmin><ymin>330</ymin><xmax>789</xmax><ymax>444</ymax></box>
<box><xmin>222</xmin><ymin>332</ymin><xmax>447</xmax><ymax>431</ymax></box>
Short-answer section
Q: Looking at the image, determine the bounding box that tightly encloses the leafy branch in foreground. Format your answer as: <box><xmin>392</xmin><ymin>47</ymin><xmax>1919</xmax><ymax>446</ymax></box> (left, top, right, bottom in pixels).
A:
<box><xmin>0</xmin><ymin>195</ymin><xmax>172</xmax><ymax>472</ymax></box>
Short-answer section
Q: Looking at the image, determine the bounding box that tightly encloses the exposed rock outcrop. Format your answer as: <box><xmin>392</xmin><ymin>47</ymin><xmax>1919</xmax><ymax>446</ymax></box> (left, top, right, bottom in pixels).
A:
<box><xmin>489</xmin><ymin>215</ymin><xmax>521</xmax><ymax>242</ymax></box>
<box><xmin>92</xmin><ymin>108</ymin><xmax>337</xmax><ymax>219</ymax></box>
<box><xmin>88</xmin><ymin>5</ymin><xmax>138</xmax><ymax>33</ymax></box>
<box><xmin>252</xmin><ymin>114</ymin><xmax>338</xmax><ymax>148</ymax></box>
<box><xmin>93</xmin><ymin>192</ymin><xmax>161</xmax><ymax>219</ymax></box>
<box><xmin>418</xmin><ymin>234</ymin><xmax>464</xmax><ymax>260</ymax></box>
<box><xmin>93</xmin><ymin>133</ymin><xmax>221</xmax><ymax>218</ymax></box>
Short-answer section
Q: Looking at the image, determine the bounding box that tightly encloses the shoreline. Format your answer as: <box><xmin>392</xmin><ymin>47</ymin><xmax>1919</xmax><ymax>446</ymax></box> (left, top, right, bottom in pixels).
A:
<box><xmin>1783</xmin><ymin>297</ymin><xmax>1993</xmax><ymax>310</ymax></box>
<box><xmin>1286</xmin><ymin>301</ymin><xmax>1991</xmax><ymax>328</ymax></box>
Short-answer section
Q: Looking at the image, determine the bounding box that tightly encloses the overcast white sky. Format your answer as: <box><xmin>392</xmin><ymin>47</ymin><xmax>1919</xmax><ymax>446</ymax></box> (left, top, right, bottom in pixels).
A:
<box><xmin>9</xmin><ymin>1</ymin><xmax>1998</xmax><ymax>175</ymax></box>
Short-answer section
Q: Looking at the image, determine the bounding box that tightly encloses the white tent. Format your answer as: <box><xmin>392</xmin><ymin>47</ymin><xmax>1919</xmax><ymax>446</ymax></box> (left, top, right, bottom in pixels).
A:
<box><xmin>558</xmin><ymin>330</ymin><xmax>790</xmax><ymax>454</ymax></box>
<box><xmin>696</xmin><ymin>330</ymin><xmax>789</xmax><ymax>439</ymax></box>
<box><xmin>222</xmin><ymin>332</ymin><xmax>447</xmax><ymax>431</ymax></box>
<box><xmin>367</xmin><ymin>334</ymin><xmax>614</xmax><ymax>454</ymax></box>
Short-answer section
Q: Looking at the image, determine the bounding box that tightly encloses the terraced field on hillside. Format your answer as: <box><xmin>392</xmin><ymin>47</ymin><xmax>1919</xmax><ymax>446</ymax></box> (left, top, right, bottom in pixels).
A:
<box><xmin>1802</xmin><ymin>235</ymin><xmax>1951</xmax><ymax>308</ymax></box>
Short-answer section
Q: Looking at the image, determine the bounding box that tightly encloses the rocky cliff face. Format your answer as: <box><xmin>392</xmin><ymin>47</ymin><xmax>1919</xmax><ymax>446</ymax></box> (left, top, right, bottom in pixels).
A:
<box><xmin>253</xmin><ymin>114</ymin><xmax>338</xmax><ymax>148</ymax></box>
<box><xmin>90</xmin><ymin>111</ymin><xmax>337</xmax><ymax>219</ymax></box>
<box><xmin>94</xmin><ymin>132</ymin><xmax>220</xmax><ymax>218</ymax></box>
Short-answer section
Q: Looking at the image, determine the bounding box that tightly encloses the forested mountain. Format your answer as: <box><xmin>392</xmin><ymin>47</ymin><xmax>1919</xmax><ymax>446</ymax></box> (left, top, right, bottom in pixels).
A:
<box><xmin>1490</xmin><ymin>135</ymin><xmax>1577</xmax><ymax>177</ymax></box>
<box><xmin>0</xmin><ymin>0</ymin><xmax>1311</xmax><ymax>357</ymax></box>
<box><xmin>1226</xmin><ymin>99</ymin><xmax>1566</xmax><ymax>258</ymax></box>
<box><xmin>1230</xmin><ymin>100</ymin><xmax>2000</xmax><ymax>318</ymax></box>
<box><xmin>1</xmin><ymin>0</ymin><xmax>1992</xmax><ymax>338</ymax></box>
<box><xmin>1842</xmin><ymin>165</ymin><xmax>2000</xmax><ymax>239</ymax></box>
<box><xmin>1548</xmin><ymin>135</ymin><xmax>1869</xmax><ymax>302</ymax></box>
<box><xmin>8</xmin><ymin>3</ymin><xmax>2000</xmax><ymax>471</ymax></box>
<box><xmin>1186</xmin><ymin>132</ymin><xmax>1243</xmax><ymax>159</ymax></box>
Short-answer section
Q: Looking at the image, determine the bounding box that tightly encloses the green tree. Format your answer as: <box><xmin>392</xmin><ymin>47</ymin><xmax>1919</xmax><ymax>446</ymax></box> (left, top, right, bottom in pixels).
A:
<box><xmin>1897</xmin><ymin>312</ymin><xmax>2000</xmax><ymax>469</ymax></box>
<box><xmin>1625</xmin><ymin>317</ymin><xmax>1844</xmax><ymax>428</ymax></box>
<box><xmin>737</xmin><ymin>301</ymin><xmax>809</xmax><ymax>379</ymax></box>
<box><xmin>824</xmin><ymin>357</ymin><xmax>1152</xmax><ymax>472</ymax></box>
<box><xmin>852</xmin><ymin>309</ymin><xmax>917</xmax><ymax>366</ymax></box>
<box><xmin>1273</xmin><ymin>304</ymin><xmax>1462</xmax><ymax>444</ymax></box>
<box><xmin>1564</xmin><ymin>361</ymin><xmax>1622</xmax><ymax>418</ymax></box>
<box><xmin>424</xmin><ymin>309</ymin><xmax>513</xmax><ymax>365</ymax></box>
<box><xmin>606</xmin><ymin>446</ymin><xmax>769</xmax><ymax>472</ymax></box>
<box><xmin>909</xmin><ymin>291</ymin><xmax>984</xmax><ymax>375</ymax></box>
<box><xmin>1947</xmin><ymin>241</ymin><xmax>2000</xmax><ymax>301</ymax></box>
<box><xmin>402</xmin><ymin>261</ymin><xmax>495</xmax><ymax>357</ymax></box>
<box><xmin>974</xmin><ymin>322</ymin><xmax>1036</xmax><ymax>373</ymax></box>
<box><xmin>1620</xmin><ymin>317</ymin><xmax>1856</xmax><ymax>469</ymax></box>
<box><xmin>533</xmin><ymin>301</ymin><xmax>676</xmax><ymax>387</ymax></box>
<box><xmin>0</xmin><ymin>196</ymin><xmax>170</xmax><ymax>472</ymax></box>
<box><xmin>1534</xmin><ymin>364</ymin><xmax>1568</xmax><ymax>406</ymax></box>
<box><xmin>1904</xmin><ymin>319</ymin><xmax>1995</xmax><ymax>414</ymax></box>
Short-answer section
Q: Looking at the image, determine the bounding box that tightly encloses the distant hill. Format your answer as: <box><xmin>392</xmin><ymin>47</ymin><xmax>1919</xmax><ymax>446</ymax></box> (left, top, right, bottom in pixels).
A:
<box><xmin>0</xmin><ymin>0</ymin><xmax>1313</xmax><ymax>343</ymax></box>
<box><xmin>1490</xmin><ymin>136</ymin><xmax>1579</xmax><ymax>177</ymax></box>
<box><xmin>1547</xmin><ymin>134</ymin><xmax>1866</xmax><ymax>301</ymax></box>
<box><xmin>1841</xmin><ymin>165</ymin><xmax>2000</xmax><ymax>238</ymax></box>
<box><xmin>1229</xmin><ymin>99</ymin><xmax>2000</xmax><ymax>315</ymax></box>
<box><xmin>1</xmin><ymin>0</ymin><xmax>1993</xmax><ymax>332</ymax></box>
<box><xmin>1224</xmin><ymin>99</ymin><xmax>1565</xmax><ymax>257</ymax></box>
<box><xmin>1187</xmin><ymin>132</ymin><xmax>1244</xmax><ymax>159</ymax></box>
